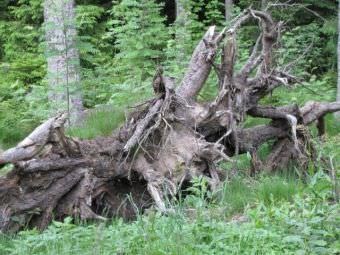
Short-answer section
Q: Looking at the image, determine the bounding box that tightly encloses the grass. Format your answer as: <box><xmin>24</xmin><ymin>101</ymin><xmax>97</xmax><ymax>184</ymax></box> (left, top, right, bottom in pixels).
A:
<box><xmin>0</xmin><ymin>171</ymin><xmax>338</xmax><ymax>255</ymax></box>
<box><xmin>220</xmin><ymin>177</ymin><xmax>254</xmax><ymax>214</ymax></box>
<box><xmin>219</xmin><ymin>173</ymin><xmax>303</xmax><ymax>216</ymax></box>
<box><xmin>255</xmin><ymin>175</ymin><xmax>303</xmax><ymax>205</ymax></box>
<box><xmin>0</xmin><ymin>105</ymin><xmax>126</xmax><ymax>149</ymax></box>
<box><xmin>67</xmin><ymin>105</ymin><xmax>125</xmax><ymax>139</ymax></box>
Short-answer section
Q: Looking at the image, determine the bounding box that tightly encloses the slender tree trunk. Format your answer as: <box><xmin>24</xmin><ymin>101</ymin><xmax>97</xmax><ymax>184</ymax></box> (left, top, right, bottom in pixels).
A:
<box><xmin>175</xmin><ymin>0</ymin><xmax>185</xmax><ymax>21</ymax></box>
<box><xmin>44</xmin><ymin>0</ymin><xmax>83</xmax><ymax>124</ymax></box>
<box><xmin>225</xmin><ymin>0</ymin><xmax>233</xmax><ymax>21</ymax></box>
<box><xmin>336</xmin><ymin>0</ymin><xmax>340</xmax><ymax>120</ymax></box>
<box><xmin>175</xmin><ymin>0</ymin><xmax>190</xmax><ymax>70</ymax></box>
<box><xmin>261</xmin><ymin>0</ymin><xmax>267</xmax><ymax>10</ymax></box>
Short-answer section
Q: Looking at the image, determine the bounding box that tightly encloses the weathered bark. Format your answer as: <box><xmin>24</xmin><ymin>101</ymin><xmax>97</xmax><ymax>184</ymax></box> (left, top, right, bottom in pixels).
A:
<box><xmin>44</xmin><ymin>0</ymin><xmax>83</xmax><ymax>124</ymax></box>
<box><xmin>175</xmin><ymin>0</ymin><xmax>187</xmax><ymax>22</ymax></box>
<box><xmin>175</xmin><ymin>0</ymin><xmax>190</xmax><ymax>70</ymax></box>
<box><xmin>1</xmin><ymin>9</ymin><xmax>339</xmax><ymax>233</ymax></box>
<box><xmin>225</xmin><ymin>0</ymin><xmax>233</xmax><ymax>21</ymax></box>
<box><xmin>176</xmin><ymin>26</ymin><xmax>218</xmax><ymax>100</ymax></box>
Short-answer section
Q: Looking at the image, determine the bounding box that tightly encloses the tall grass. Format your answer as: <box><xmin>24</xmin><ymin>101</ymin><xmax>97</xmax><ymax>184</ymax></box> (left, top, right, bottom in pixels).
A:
<box><xmin>220</xmin><ymin>177</ymin><xmax>255</xmax><ymax>214</ymax></box>
<box><xmin>219</xmin><ymin>173</ymin><xmax>303</xmax><ymax>216</ymax></box>
<box><xmin>255</xmin><ymin>175</ymin><xmax>303</xmax><ymax>205</ymax></box>
<box><xmin>67</xmin><ymin>106</ymin><xmax>125</xmax><ymax>139</ymax></box>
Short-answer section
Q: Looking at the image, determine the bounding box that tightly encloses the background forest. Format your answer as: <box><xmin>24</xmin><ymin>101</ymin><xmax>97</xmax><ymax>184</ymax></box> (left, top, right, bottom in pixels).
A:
<box><xmin>0</xmin><ymin>0</ymin><xmax>339</xmax><ymax>254</ymax></box>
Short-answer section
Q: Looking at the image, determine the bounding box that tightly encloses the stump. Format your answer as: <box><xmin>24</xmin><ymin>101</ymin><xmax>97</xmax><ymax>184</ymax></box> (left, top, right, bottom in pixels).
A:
<box><xmin>0</xmin><ymin>9</ymin><xmax>339</xmax><ymax>232</ymax></box>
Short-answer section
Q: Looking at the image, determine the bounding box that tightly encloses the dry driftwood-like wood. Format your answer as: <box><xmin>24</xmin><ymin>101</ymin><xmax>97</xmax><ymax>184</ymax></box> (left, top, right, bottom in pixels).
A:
<box><xmin>0</xmin><ymin>9</ymin><xmax>340</xmax><ymax>233</ymax></box>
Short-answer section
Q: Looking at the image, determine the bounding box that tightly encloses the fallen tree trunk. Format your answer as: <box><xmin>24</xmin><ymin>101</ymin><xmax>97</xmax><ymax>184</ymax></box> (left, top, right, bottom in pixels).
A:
<box><xmin>0</xmin><ymin>9</ymin><xmax>339</xmax><ymax>233</ymax></box>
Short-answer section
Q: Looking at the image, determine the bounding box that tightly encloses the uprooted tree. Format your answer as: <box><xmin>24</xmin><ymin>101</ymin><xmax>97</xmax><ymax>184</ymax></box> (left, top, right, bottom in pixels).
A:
<box><xmin>0</xmin><ymin>9</ymin><xmax>339</xmax><ymax>233</ymax></box>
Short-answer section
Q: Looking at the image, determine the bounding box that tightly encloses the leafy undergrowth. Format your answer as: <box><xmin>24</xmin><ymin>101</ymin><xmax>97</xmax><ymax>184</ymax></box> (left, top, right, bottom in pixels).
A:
<box><xmin>0</xmin><ymin>169</ymin><xmax>339</xmax><ymax>255</ymax></box>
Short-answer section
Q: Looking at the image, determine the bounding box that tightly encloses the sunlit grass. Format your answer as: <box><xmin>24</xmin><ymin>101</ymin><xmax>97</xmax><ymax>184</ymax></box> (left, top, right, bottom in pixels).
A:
<box><xmin>255</xmin><ymin>175</ymin><xmax>303</xmax><ymax>205</ymax></box>
<box><xmin>220</xmin><ymin>177</ymin><xmax>255</xmax><ymax>214</ymax></box>
<box><xmin>219</xmin><ymin>173</ymin><xmax>303</xmax><ymax>216</ymax></box>
<box><xmin>67</xmin><ymin>106</ymin><xmax>125</xmax><ymax>139</ymax></box>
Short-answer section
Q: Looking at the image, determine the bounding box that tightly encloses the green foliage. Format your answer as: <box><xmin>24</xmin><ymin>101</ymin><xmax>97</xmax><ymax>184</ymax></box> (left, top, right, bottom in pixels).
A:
<box><xmin>263</xmin><ymin>73</ymin><xmax>337</xmax><ymax>107</ymax></box>
<box><xmin>75</xmin><ymin>4</ymin><xmax>115</xmax><ymax>108</ymax></box>
<box><xmin>276</xmin><ymin>23</ymin><xmax>334</xmax><ymax>76</ymax></box>
<box><xmin>108</xmin><ymin>0</ymin><xmax>169</xmax><ymax>81</ymax></box>
<box><xmin>0</xmin><ymin>0</ymin><xmax>45</xmax><ymax>147</ymax></box>
<box><xmin>9</xmin><ymin>0</ymin><xmax>43</xmax><ymax>24</ymax></box>
<box><xmin>0</xmin><ymin>98</ymin><xmax>39</xmax><ymax>148</ymax></box>
<box><xmin>204</xmin><ymin>0</ymin><xmax>225</xmax><ymax>26</ymax></box>
<box><xmin>76</xmin><ymin>4</ymin><xmax>110</xmax><ymax>69</ymax></box>
<box><xmin>164</xmin><ymin>0</ymin><xmax>226</xmax><ymax>79</ymax></box>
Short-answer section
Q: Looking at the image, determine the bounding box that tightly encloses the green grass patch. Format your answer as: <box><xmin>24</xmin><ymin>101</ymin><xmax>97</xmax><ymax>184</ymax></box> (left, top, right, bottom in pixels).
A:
<box><xmin>255</xmin><ymin>175</ymin><xmax>303</xmax><ymax>205</ymax></box>
<box><xmin>67</xmin><ymin>106</ymin><xmax>125</xmax><ymax>139</ymax></box>
<box><xmin>220</xmin><ymin>177</ymin><xmax>255</xmax><ymax>214</ymax></box>
<box><xmin>1</xmin><ymin>172</ymin><xmax>338</xmax><ymax>255</ymax></box>
<box><xmin>218</xmin><ymin>173</ymin><xmax>303</xmax><ymax>217</ymax></box>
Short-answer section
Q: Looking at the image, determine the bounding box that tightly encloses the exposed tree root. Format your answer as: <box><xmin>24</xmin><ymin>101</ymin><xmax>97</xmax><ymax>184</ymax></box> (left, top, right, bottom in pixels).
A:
<box><xmin>0</xmin><ymin>9</ymin><xmax>340</xmax><ymax>232</ymax></box>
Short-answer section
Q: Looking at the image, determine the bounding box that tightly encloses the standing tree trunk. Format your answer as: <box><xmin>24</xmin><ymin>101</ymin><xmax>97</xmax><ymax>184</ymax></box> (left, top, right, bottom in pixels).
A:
<box><xmin>44</xmin><ymin>0</ymin><xmax>83</xmax><ymax>125</ymax></box>
<box><xmin>175</xmin><ymin>0</ymin><xmax>185</xmax><ymax>21</ymax></box>
<box><xmin>225</xmin><ymin>0</ymin><xmax>233</xmax><ymax>21</ymax></box>
<box><xmin>261</xmin><ymin>0</ymin><xmax>267</xmax><ymax>10</ymax></box>
<box><xmin>175</xmin><ymin>0</ymin><xmax>190</xmax><ymax>70</ymax></box>
<box><xmin>336</xmin><ymin>0</ymin><xmax>340</xmax><ymax>120</ymax></box>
